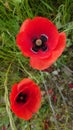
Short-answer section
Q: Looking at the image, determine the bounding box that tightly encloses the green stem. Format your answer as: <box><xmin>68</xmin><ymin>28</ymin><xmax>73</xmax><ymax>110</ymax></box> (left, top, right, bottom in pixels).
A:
<box><xmin>18</xmin><ymin>59</ymin><xmax>39</xmax><ymax>84</ymax></box>
<box><xmin>4</xmin><ymin>64</ymin><xmax>17</xmax><ymax>130</ymax></box>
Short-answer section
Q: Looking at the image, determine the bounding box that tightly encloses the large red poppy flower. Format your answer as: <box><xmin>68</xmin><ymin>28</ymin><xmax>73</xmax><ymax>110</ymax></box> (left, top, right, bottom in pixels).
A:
<box><xmin>10</xmin><ymin>78</ymin><xmax>41</xmax><ymax>120</ymax></box>
<box><xmin>16</xmin><ymin>17</ymin><xmax>66</xmax><ymax>70</ymax></box>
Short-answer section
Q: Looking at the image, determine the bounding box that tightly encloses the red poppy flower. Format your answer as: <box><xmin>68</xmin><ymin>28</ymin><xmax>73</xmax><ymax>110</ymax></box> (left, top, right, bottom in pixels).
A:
<box><xmin>53</xmin><ymin>95</ymin><xmax>57</xmax><ymax>103</ymax></box>
<box><xmin>69</xmin><ymin>83</ymin><xmax>73</xmax><ymax>89</ymax></box>
<box><xmin>16</xmin><ymin>17</ymin><xmax>66</xmax><ymax>70</ymax></box>
<box><xmin>10</xmin><ymin>78</ymin><xmax>41</xmax><ymax>120</ymax></box>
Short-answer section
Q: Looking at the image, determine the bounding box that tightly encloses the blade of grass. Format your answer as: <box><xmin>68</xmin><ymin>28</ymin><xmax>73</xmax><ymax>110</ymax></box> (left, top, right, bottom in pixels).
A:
<box><xmin>40</xmin><ymin>0</ymin><xmax>53</xmax><ymax>11</ymax></box>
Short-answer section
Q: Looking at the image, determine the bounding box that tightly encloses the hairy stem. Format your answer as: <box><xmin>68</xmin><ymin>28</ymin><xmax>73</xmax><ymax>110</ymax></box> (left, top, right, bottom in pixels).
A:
<box><xmin>18</xmin><ymin>59</ymin><xmax>39</xmax><ymax>84</ymax></box>
<box><xmin>4</xmin><ymin>64</ymin><xmax>17</xmax><ymax>130</ymax></box>
<box><xmin>40</xmin><ymin>71</ymin><xmax>60</xmax><ymax>130</ymax></box>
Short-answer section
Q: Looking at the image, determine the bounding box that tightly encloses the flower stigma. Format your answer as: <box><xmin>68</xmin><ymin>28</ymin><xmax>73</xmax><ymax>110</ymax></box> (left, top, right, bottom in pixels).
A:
<box><xmin>35</xmin><ymin>39</ymin><xmax>42</xmax><ymax>46</ymax></box>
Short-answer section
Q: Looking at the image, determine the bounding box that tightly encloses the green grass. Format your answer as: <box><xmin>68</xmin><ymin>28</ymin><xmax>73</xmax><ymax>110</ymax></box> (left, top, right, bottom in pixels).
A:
<box><xmin>0</xmin><ymin>0</ymin><xmax>73</xmax><ymax>130</ymax></box>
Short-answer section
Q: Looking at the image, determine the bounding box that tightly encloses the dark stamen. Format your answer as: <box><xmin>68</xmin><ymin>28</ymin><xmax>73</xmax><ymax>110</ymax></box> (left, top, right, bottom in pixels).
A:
<box><xmin>32</xmin><ymin>46</ymin><xmax>39</xmax><ymax>52</ymax></box>
<box><xmin>40</xmin><ymin>34</ymin><xmax>48</xmax><ymax>43</ymax></box>
<box><xmin>32</xmin><ymin>37</ymin><xmax>37</xmax><ymax>43</ymax></box>
<box><xmin>41</xmin><ymin>45</ymin><xmax>47</xmax><ymax>51</ymax></box>
<box><xmin>16</xmin><ymin>92</ymin><xmax>28</xmax><ymax>103</ymax></box>
<box><xmin>32</xmin><ymin>34</ymin><xmax>48</xmax><ymax>52</ymax></box>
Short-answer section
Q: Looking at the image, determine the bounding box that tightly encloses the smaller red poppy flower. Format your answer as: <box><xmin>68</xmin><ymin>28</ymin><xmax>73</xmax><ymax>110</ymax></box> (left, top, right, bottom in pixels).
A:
<box><xmin>16</xmin><ymin>17</ymin><xmax>66</xmax><ymax>70</ymax></box>
<box><xmin>69</xmin><ymin>83</ymin><xmax>73</xmax><ymax>89</ymax></box>
<box><xmin>53</xmin><ymin>95</ymin><xmax>57</xmax><ymax>103</ymax></box>
<box><xmin>2</xmin><ymin>126</ymin><xmax>6</xmax><ymax>130</ymax></box>
<box><xmin>48</xmin><ymin>89</ymin><xmax>54</xmax><ymax>96</ymax></box>
<box><xmin>10</xmin><ymin>78</ymin><xmax>41</xmax><ymax>120</ymax></box>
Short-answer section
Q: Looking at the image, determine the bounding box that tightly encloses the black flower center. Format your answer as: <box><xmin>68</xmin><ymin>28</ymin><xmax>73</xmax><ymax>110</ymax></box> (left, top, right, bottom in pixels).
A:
<box><xmin>16</xmin><ymin>92</ymin><xmax>28</xmax><ymax>103</ymax></box>
<box><xmin>32</xmin><ymin>34</ymin><xmax>48</xmax><ymax>52</ymax></box>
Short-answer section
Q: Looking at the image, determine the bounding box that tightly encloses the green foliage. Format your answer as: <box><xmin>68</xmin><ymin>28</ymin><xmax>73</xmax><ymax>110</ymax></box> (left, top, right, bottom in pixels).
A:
<box><xmin>0</xmin><ymin>0</ymin><xmax>73</xmax><ymax>130</ymax></box>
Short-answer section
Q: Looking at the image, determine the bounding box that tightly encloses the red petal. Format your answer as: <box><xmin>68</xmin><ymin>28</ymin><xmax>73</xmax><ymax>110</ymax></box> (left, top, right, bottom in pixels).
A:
<box><xmin>20</xmin><ymin>19</ymin><xmax>31</xmax><ymax>33</ymax></box>
<box><xmin>30</xmin><ymin>32</ymin><xmax>66</xmax><ymax>70</ymax></box>
<box><xmin>17</xmin><ymin>78</ymin><xmax>33</xmax><ymax>90</ymax></box>
<box><xmin>16</xmin><ymin>19</ymin><xmax>32</xmax><ymax>57</ymax></box>
<box><xmin>26</xmin><ymin>83</ymin><xmax>41</xmax><ymax>113</ymax></box>
<box><xmin>16</xmin><ymin>32</ymin><xmax>33</xmax><ymax>57</ymax></box>
<box><xmin>10</xmin><ymin>84</ymin><xmax>18</xmax><ymax>104</ymax></box>
<box><xmin>11</xmin><ymin>104</ymin><xmax>32</xmax><ymax>120</ymax></box>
